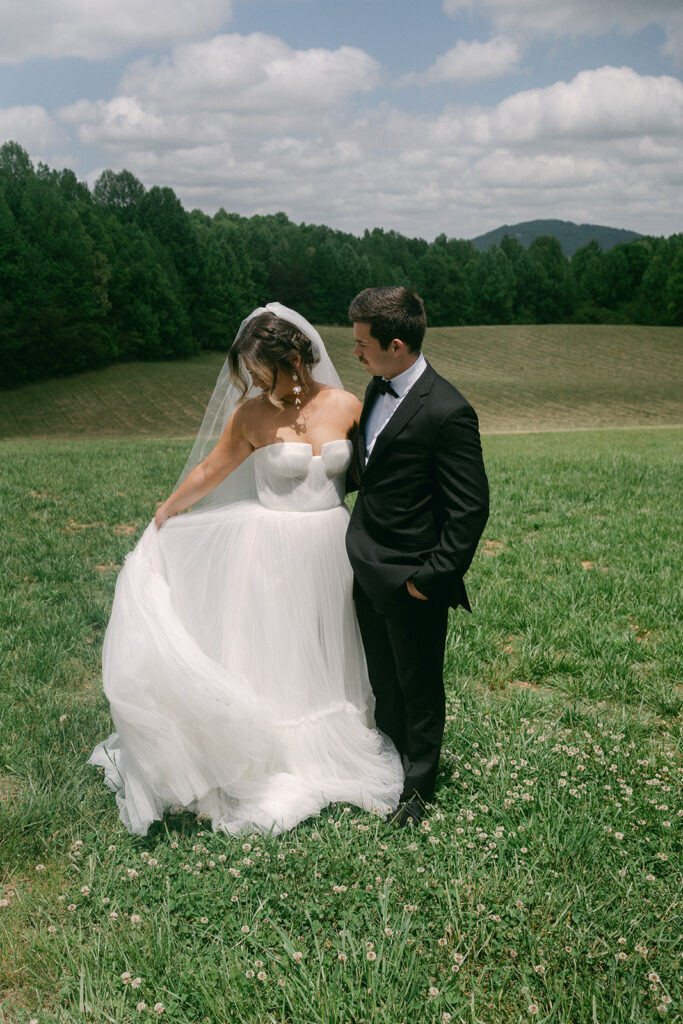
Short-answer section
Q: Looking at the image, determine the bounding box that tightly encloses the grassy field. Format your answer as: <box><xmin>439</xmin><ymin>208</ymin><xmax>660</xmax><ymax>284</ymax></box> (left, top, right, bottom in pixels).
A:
<box><xmin>1</xmin><ymin>425</ymin><xmax>681</xmax><ymax>1023</ymax></box>
<box><xmin>1</xmin><ymin>325</ymin><xmax>681</xmax><ymax>440</ymax></box>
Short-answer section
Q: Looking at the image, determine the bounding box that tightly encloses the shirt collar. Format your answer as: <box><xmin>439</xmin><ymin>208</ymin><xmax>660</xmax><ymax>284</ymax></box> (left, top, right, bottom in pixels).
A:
<box><xmin>385</xmin><ymin>352</ymin><xmax>427</xmax><ymax>398</ymax></box>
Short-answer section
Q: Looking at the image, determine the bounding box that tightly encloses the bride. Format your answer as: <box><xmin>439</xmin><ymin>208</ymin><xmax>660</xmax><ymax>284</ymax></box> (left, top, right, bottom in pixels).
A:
<box><xmin>89</xmin><ymin>303</ymin><xmax>404</xmax><ymax>835</ymax></box>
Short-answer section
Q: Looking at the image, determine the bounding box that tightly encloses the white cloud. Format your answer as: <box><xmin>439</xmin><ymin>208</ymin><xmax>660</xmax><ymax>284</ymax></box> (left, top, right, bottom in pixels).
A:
<box><xmin>49</xmin><ymin>57</ymin><xmax>683</xmax><ymax>240</ymax></box>
<box><xmin>118</xmin><ymin>33</ymin><xmax>380</xmax><ymax>115</ymax></box>
<box><xmin>406</xmin><ymin>36</ymin><xmax>520</xmax><ymax>85</ymax></box>
<box><xmin>443</xmin><ymin>0</ymin><xmax>683</xmax><ymax>61</ymax></box>
<box><xmin>0</xmin><ymin>105</ymin><xmax>62</xmax><ymax>149</ymax></box>
<box><xmin>58</xmin><ymin>33</ymin><xmax>381</xmax><ymax>153</ymax></box>
<box><xmin>0</xmin><ymin>0</ymin><xmax>232</xmax><ymax>63</ymax></box>
<box><xmin>485</xmin><ymin>66</ymin><xmax>683</xmax><ymax>144</ymax></box>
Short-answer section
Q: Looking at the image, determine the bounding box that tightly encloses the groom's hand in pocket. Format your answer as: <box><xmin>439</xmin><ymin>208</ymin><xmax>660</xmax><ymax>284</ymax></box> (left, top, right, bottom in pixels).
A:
<box><xmin>406</xmin><ymin>579</ymin><xmax>428</xmax><ymax>601</ymax></box>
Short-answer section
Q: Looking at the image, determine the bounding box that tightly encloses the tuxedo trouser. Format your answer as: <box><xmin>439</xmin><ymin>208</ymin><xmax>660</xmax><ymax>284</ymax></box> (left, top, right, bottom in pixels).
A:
<box><xmin>353</xmin><ymin>580</ymin><xmax>449</xmax><ymax>804</ymax></box>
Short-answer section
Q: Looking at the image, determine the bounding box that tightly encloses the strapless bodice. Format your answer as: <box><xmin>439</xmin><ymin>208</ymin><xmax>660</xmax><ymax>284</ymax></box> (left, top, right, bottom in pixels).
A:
<box><xmin>252</xmin><ymin>439</ymin><xmax>352</xmax><ymax>511</ymax></box>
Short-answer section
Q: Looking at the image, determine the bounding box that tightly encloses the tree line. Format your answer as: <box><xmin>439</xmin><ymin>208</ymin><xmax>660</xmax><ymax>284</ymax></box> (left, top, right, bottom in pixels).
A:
<box><xmin>1</xmin><ymin>141</ymin><xmax>681</xmax><ymax>388</ymax></box>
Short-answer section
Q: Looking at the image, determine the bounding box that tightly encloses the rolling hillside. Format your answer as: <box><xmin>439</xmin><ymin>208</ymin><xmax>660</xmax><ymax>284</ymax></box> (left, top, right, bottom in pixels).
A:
<box><xmin>1</xmin><ymin>325</ymin><xmax>681</xmax><ymax>440</ymax></box>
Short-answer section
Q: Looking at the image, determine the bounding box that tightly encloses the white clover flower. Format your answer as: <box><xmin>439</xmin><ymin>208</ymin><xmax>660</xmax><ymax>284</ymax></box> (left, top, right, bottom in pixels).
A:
<box><xmin>428</xmin><ymin>986</ymin><xmax>439</xmax><ymax>997</ymax></box>
<box><xmin>121</xmin><ymin>972</ymin><xmax>132</xmax><ymax>984</ymax></box>
<box><xmin>366</xmin><ymin>951</ymin><xmax>377</xmax><ymax>961</ymax></box>
<box><xmin>137</xmin><ymin>1002</ymin><xmax>147</xmax><ymax>1012</ymax></box>
<box><xmin>153</xmin><ymin>1002</ymin><xmax>164</xmax><ymax>1014</ymax></box>
<box><xmin>292</xmin><ymin>951</ymin><xmax>303</xmax><ymax>962</ymax></box>
<box><xmin>35</xmin><ymin>864</ymin><xmax>46</xmax><ymax>873</ymax></box>
<box><xmin>257</xmin><ymin>971</ymin><xmax>267</xmax><ymax>981</ymax></box>
<box><xmin>130</xmin><ymin>914</ymin><xmax>141</xmax><ymax>925</ymax></box>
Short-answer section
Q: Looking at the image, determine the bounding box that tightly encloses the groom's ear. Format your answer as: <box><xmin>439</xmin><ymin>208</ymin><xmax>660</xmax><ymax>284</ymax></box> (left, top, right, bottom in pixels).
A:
<box><xmin>390</xmin><ymin>338</ymin><xmax>405</xmax><ymax>355</ymax></box>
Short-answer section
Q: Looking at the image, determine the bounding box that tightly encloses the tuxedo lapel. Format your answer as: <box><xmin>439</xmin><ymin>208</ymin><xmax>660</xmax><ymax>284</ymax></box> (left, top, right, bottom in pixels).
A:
<box><xmin>364</xmin><ymin>362</ymin><xmax>435</xmax><ymax>474</ymax></box>
<box><xmin>358</xmin><ymin>377</ymin><xmax>379</xmax><ymax>477</ymax></box>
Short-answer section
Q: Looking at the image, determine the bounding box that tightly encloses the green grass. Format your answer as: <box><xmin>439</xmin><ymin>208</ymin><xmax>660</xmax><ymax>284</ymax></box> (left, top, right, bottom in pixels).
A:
<box><xmin>1</xmin><ymin>325</ymin><xmax>681</xmax><ymax>440</ymax></box>
<box><xmin>1</xmin><ymin>427</ymin><xmax>681</xmax><ymax>1023</ymax></box>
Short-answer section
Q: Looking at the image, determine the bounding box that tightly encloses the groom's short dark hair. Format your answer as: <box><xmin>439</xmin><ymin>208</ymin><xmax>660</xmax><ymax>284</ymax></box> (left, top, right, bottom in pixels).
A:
<box><xmin>349</xmin><ymin>286</ymin><xmax>426</xmax><ymax>352</ymax></box>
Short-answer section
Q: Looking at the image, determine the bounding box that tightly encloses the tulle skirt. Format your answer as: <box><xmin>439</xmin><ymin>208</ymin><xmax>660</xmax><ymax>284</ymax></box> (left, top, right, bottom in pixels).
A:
<box><xmin>89</xmin><ymin>500</ymin><xmax>404</xmax><ymax>835</ymax></box>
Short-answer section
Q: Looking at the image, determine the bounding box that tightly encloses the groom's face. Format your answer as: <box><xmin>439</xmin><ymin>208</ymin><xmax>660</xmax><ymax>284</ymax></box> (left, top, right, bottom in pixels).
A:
<box><xmin>353</xmin><ymin>322</ymin><xmax>396</xmax><ymax>378</ymax></box>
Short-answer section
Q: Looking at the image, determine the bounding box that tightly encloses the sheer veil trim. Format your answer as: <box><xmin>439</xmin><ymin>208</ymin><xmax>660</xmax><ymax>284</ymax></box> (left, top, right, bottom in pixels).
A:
<box><xmin>175</xmin><ymin>302</ymin><xmax>344</xmax><ymax>511</ymax></box>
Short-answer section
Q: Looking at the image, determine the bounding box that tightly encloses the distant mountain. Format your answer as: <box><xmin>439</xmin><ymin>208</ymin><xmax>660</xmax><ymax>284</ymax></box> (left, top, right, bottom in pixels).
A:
<box><xmin>469</xmin><ymin>219</ymin><xmax>643</xmax><ymax>256</ymax></box>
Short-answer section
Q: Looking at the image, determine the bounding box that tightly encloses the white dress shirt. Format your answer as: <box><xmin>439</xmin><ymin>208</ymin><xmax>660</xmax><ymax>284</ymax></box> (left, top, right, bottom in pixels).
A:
<box><xmin>364</xmin><ymin>352</ymin><xmax>427</xmax><ymax>463</ymax></box>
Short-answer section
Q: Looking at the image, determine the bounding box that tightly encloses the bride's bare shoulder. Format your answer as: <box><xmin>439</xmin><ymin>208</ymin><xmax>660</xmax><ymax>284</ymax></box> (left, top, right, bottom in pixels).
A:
<box><xmin>232</xmin><ymin>395</ymin><xmax>268</xmax><ymax>431</ymax></box>
<box><xmin>318</xmin><ymin>386</ymin><xmax>362</xmax><ymax>414</ymax></box>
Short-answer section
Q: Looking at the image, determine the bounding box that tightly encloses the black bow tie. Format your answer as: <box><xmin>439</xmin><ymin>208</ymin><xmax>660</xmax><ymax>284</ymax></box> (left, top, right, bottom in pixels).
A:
<box><xmin>373</xmin><ymin>376</ymin><xmax>399</xmax><ymax>398</ymax></box>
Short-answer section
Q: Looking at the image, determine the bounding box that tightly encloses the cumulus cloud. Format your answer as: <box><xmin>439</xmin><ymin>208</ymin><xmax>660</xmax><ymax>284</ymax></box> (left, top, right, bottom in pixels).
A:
<box><xmin>118</xmin><ymin>33</ymin><xmax>380</xmax><ymax>114</ymax></box>
<box><xmin>52</xmin><ymin>60</ymin><xmax>683</xmax><ymax>240</ymax></box>
<box><xmin>58</xmin><ymin>33</ymin><xmax>382</xmax><ymax>152</ymax></box>
<box><xmin>0</xmin><ymin>0</ymin><xmax>232</xmax><ymax>63</ymax></box>
<box><xmin>443</xmin><ymin>0</ymin><xmax>683</xmax><ymax>61</ymax></box>
<box><xmin>483</xmin><ymin>66</ymin><xmax>683</xmax><ymax>144</ymax></box>
<box><xmin>406</xmin><ymin>36</ymin><xmax>520</xmax><ymax>85</ymax></box>
<box><xmin>0</xmin><ymin>105</ymin><xmax>63</xmax><ymax>149</ymax></box>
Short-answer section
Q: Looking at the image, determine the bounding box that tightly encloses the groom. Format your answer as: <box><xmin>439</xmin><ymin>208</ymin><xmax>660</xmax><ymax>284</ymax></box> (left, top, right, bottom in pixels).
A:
<box><xmin>345</xmin><ymin>286</ymin><xmax>489</xmax><ymax>826</ymax></box>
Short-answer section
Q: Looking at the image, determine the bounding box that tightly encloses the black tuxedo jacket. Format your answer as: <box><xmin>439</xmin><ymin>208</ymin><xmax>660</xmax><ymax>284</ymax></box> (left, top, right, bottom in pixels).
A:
<box><xmin>346</xmin><ymin>361</ymin><xmax>489</xmax><ymax>611</ymax></box>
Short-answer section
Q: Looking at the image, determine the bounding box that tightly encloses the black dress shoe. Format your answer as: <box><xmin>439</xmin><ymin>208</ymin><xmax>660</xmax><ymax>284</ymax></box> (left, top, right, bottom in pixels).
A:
<box><xmin>386</xmin><ymin>797</ymin><xmax>425</xmax><ymax>828</ymax></box>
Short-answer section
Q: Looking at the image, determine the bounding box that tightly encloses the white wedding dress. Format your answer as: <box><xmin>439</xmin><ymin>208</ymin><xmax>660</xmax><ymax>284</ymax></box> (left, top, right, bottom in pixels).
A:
<box><xmin>90</xmin><ymin>439</ymin><xmax>404</xmax><ymax>835</ymax></box>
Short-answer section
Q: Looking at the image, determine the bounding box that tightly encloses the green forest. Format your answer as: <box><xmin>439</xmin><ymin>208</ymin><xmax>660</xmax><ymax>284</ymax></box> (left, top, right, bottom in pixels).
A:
<box><xmin>1</xmin><ymin>141</ymin><xmax>682</xmax><ymax>389</ymax></box>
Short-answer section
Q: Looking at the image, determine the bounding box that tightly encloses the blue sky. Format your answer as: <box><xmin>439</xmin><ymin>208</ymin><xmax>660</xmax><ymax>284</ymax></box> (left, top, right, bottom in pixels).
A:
<box><xmin>1</xmin><ymin>0</ymin><xmax>682</xmax><ymax>240</ymax></box>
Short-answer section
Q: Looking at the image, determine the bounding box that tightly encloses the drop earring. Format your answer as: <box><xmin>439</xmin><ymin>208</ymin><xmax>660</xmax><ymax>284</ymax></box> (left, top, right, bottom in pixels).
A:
<box><xmin>292</xmin><ymin>371</ymin><xmax>302</xmax><ymax>409</ymax></box>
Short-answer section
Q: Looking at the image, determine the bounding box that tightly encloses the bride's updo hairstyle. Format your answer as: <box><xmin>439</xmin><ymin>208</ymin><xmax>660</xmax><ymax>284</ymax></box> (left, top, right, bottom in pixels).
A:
<box><xmin>228</xmin><ymin>311</ymin><xmax>319</xmax><ymax>406</ymax></box>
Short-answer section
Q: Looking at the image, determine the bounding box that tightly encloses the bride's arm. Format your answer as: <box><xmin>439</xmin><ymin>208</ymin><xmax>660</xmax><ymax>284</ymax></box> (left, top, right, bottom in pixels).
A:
<box><xmin>155</xmin><ymin>409</ymin><xmax>253</xmax><ymax>529</ymax></box>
